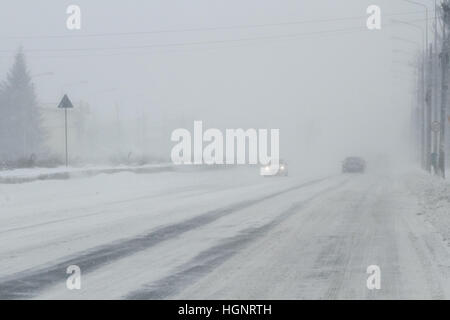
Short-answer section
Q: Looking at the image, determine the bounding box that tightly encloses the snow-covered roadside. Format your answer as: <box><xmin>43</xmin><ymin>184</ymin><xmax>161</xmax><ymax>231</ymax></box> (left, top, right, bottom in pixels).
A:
<box><xmin>0</xmin><ymin>164</ymin><xmax>174</xmax><ymax>184</ymax></box>
<box><xmin>404</xmin><ymin>170</ymin><xmax>450</xmax><ymax>246</ymax></box>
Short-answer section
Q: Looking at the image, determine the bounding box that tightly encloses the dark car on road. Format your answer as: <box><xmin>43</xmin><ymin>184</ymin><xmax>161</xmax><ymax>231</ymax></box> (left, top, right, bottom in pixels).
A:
<box><xmin>342</xmin><ymin>157</ymin><xmax>366</xmax><ymax>173</ymax></box>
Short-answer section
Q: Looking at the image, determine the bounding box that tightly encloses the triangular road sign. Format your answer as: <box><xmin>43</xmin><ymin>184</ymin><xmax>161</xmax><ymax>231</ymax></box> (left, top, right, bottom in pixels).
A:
<box><xmin>58</xmin><ymin>94</ymin><xmax>74</xmax><ymax>109</ymax></box>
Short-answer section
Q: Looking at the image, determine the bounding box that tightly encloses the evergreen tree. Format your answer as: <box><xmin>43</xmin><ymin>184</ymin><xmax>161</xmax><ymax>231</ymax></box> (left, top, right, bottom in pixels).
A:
<box><xmin>0</xmin><ymin>48</ymin><xmax>44</xmax><ymax>164</ymax></box>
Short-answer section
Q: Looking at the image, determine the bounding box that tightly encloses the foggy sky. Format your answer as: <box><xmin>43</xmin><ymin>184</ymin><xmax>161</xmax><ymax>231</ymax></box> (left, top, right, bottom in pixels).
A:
<box><xmin>0</xmin><ymin>0</ymin><xmax>429</xmax><ymax>169</ymax></box>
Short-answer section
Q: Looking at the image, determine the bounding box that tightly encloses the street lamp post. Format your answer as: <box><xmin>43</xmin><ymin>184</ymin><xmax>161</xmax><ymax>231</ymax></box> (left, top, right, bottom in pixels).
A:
<box><xmin>392</xmin><ymin>33</ymin><xmax>427</xmax><ymax>169</ymax></box>
<box><xmin>392</xmin><ymin>18</ymin><xmax>432</xmax><ymax>171</ymax></box>
<box><xmin>402</xmin><ymin>0</ymin><xmax>428</xmax><ymax>50</ymax></box>
<box><xmin>402</xmin><ymin>0</ymin><xmax>432</xmax><ymax>172</ymax></box>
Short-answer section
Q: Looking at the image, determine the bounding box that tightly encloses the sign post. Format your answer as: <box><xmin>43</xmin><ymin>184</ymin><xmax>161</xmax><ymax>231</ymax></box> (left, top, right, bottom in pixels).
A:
<box><xmin>58</xmin><ymin>94</ymin><xmax>74</xmax><ymax>167</ymax></box>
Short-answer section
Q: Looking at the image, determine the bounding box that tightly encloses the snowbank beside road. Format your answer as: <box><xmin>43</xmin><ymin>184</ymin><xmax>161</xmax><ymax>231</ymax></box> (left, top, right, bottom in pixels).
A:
<box><xmin>406</xmin><ymin>171</ymin><xmax>450</xmax><ymax>245</ymax></box>
<box><xmin>0</xmin><ymin>164</ymin><xmax>174</xmax><ymax>184</ymax></box>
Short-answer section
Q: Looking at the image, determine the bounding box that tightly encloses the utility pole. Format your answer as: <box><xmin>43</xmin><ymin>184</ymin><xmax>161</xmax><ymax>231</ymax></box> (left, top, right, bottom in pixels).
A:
<box><xmin>439</xmin><ymin>1</ymin><xmax>450</xmax><ymax>178</ymax></box>
<box><xmin>414</xmin><ymin>65</ymin><xmax>422</xmax><ymax>164</ymax></box>
<box><xmin>426</xmin><ymin>43</ymin><xmax>433</xmax><ymax>172</ymax></box>
<box><xmin>402</xmin><ymin>1</ymin><xmax>430</xmax><ymax>172</ymax></box>
<box><xmin>419</xmin><ymin>54</ymin><xmax>426</xmax><ymax>170</ymax></box>
<box><xmin>432</xmin><ymin>0</ymin><xmax>440</xmax><ymax>174</ymax></box>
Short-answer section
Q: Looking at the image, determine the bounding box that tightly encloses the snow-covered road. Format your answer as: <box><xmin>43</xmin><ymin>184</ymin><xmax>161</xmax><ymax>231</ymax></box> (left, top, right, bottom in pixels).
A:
<box><xmin>1</xmin><ymin>168</ymin><xmax>450</xmax><ymax>299</ymax></box>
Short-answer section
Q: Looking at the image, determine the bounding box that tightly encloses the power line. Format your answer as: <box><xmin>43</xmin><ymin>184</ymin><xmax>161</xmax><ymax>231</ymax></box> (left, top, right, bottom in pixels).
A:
<box><xmin>0</xmin><ymin>27</ymin><xmax>369</xmax><ymax>54</ymax></box>
<box><xmin>0</xmin><ymin>17</ymin><xmax>429</xmax><ymax>61</ymax></box>
<box><xmin>1</xmin><ymin>10</ymin><xmax>426</xmax><ymax>40</ymax></box>
<box><xmin>0</xmin><ymin>18</ymin><xmax>429</xmax><ymax>57</ymax></box>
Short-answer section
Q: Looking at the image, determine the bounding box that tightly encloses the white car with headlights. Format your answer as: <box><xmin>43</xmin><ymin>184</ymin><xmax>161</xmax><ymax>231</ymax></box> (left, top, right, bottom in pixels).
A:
<box><xmin>260</xmin><ymin>160</ymin><xmax>288</xmax><ymax>177</ymax></box>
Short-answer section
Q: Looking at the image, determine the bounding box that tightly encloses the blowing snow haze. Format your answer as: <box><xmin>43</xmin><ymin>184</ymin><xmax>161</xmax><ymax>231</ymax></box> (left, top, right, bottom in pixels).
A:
<box><xmin>3</xmin><ymin>0</ymin><xmax>449</xmax><ymax>303</ymax></box>
<box><xmin>0</xmin><ymin>0</ymin><xmax>415</xmax><ymax>169</ymax></box>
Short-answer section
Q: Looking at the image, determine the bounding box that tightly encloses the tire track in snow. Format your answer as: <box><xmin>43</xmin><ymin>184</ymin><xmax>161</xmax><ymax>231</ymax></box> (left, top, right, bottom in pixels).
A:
<box><xmin>0</xmin><ymin>175</ymin><xmax>336</xmax><ymax>299</ymax></box>
<box><xmin>125</xmin><ymin>180</ymin><xmax>348</xmax><ymax>300</ymax></box>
